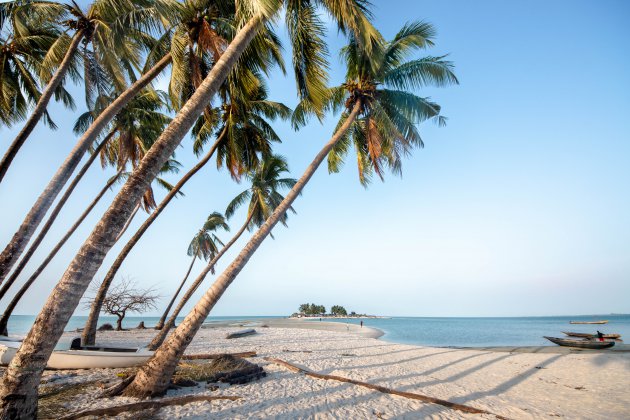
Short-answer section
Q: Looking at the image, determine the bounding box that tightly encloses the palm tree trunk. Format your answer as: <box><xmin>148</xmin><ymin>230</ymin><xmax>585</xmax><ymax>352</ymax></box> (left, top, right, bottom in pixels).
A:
<box><xmin>0</xmin><ymin>17</ymin><xmax>263</xmax><ymax>418</ymax></box>
<box><xmin>0</xmin><ymin>171</ymin><xmax>122</xmax><ymax>336</ymax></box>
<box><xmin>0</xmin><ymin>134</ymin><xmax>113</xmax><ymax>302</ymax></box>
<box><xmin>124</xmin><ymin>101</ymin><xmax>363</xmax><ymax>397</ymax></box>
<box><xmin>148</xmin><ymin>213</ymin><xmax>254</xmax><ymax>350</ymax></box>
<box><xmin>0</xmin><ymin>31</ymin><xmax>85</xmax><ymax>184</ymax></box>
<box><xmin>154</xmin><ymin>256</ymin><xmax>197</xmax><ymax>331</ymax></box>
<box><xmin>115</xmin><ymin>203</ymin><xmax>141</xmax><ymax>242</ymax></box>
<box><xmin>0</xmin><ymin>53</ymin><xmax>172</xmax><ymax>287</ymax></box>
<box><xmin>81</xmin><ymin>129</ymin><xmax>226</xmax><ymax>345</ymax></box>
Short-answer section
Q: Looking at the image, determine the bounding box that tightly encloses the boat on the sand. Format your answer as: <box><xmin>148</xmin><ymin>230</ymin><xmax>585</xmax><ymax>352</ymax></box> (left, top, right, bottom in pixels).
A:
<box><xmin>569</xmin><ymin>320</ymin><xmax>608</xmax><ymax>324</ymax></box>
<box><xmin>544</xmin><ymin>336</ymin><xmax>615</xmax><ymax>349</ymax></box>
<box><xmin>0</xmin><ymin>338</ymin><xmax>153</xmax><ymax>369</ymax></box>
<box><xmin>562</xmin><ymin>331</ymin><xmax>621</xmax><ymax>339</ymax></box>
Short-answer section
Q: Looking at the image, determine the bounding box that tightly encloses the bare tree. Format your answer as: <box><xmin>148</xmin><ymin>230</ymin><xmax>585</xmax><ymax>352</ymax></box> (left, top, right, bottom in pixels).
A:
<box><xmin>84</xmin><ymin>278</ymin><xmax>159</xmax><ymax>331</ymax></box>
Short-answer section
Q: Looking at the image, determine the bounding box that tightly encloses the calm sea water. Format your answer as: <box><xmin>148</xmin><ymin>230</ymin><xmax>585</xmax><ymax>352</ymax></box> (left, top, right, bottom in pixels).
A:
<box><xmin>6</xmin><ymin>314</ymin><xmax>630</xmax><ymax>347</ymax></box>
<box><xmin>329</xmin><ymin>314</ymin><xmax>630</xmax><ymax>347</ymax></box>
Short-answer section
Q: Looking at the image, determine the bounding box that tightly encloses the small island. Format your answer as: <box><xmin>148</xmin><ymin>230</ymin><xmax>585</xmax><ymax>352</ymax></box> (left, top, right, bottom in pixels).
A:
<box><xmin>290</xmin><ymin>303</ymin><xmax>387</xmax><ymax>319</ymax></box>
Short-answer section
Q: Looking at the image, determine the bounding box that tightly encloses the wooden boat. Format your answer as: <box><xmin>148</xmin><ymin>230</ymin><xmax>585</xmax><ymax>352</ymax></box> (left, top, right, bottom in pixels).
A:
<box><xmin>562</xmin><ymin>331</ymin><xmax>621</xmax><ymax>339</ymax></box>
<box><xmin>0</xmin><ymin>338</ymin><xmax>153</xmax><ymax>369</ymax></box>
<box><xmin>544</xmin><ymin>336</ymin><xmax>615</xmax><ymax>349</ymax></box>
<box><xmin>225</xmin><ymin>328</ymin><xmax>256</xmax><ymax>339</ymax></box>
<box><xmin>569</xmin><ymin>320</ymin><xmax>608</xmax><ymax>324</ymax></box>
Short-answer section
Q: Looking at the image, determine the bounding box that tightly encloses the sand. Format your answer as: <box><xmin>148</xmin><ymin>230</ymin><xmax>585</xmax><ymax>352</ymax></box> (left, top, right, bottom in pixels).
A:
<box><xmin>18</xmin><ymin>320</ymin><xmax>630</xmax><ymax>419</ymax></box>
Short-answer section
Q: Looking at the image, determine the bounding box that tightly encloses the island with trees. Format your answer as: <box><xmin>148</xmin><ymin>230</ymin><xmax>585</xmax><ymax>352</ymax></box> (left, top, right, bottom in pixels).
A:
<box><xmin>291</xmin><ymin>303</ymin><xmax>386</xmax><ymax>319</ymax></box>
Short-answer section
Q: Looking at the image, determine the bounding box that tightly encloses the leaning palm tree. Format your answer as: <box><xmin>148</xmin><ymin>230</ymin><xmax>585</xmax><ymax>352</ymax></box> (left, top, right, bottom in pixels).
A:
<box><xmin>0</xmin><ymin>88</ymin><xmax>172</xmax><ymax>302</ymax></box>
<box><xmin>148</xmin><ymin>154</ymin><xmax>296</xmax><ymax>349</ymax></box>
<box><xmin>0</xmin><ymin>0</ymin><xmax>167</xmax><ymax>182</ymax></box>
<box><xmin>0</xmin><ymin>2</ymin><xmax>376</xmax><ymax>416</ymax></box>
<box><xmin>154</xmin><ymin>212</ymin><xmax>229</xmax><ymax>330</ymax></box>
<box><xmin>122</xmin><ymin>21</ymin><xmax>457</xmax><ymax>397</ymax></box>
<box><xmin>81</xmin><ymin>77</ymin><xmax>290</xmax><ymax>345</ymax></box>
<box><xmin>0</xmin><ymin>0</ymin><xmax>178</xmax><ymax>285</ymax></box>
<box><xmin>0</xmin><ymin>0</ymin><xmax>75</xmax><ymax>130</ymax></box>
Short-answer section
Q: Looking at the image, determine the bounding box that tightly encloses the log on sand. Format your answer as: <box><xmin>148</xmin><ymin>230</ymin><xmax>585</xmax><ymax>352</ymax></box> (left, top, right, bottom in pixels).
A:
<box><xmin>58</xmin><ymin>395</ymin><xmax>240</xmax><ymax>419</ymax></box>
<box><xmin>182</xmin><ymin>351</ymin><xmax>257</xmax><ymax>360</ymax></box>
<box><xmin>265</xmin><ymin>357</ymin><xmax>510</xmax><ymax>420</ymax></box>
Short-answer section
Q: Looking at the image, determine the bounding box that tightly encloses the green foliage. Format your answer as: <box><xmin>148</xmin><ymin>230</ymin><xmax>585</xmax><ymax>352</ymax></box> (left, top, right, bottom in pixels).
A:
<box><xmin>298</xmin><ymin>303</ymin><xmax>326</xmax><ymax>315</ymax></box>
<box><xmin>330</xmin><ymin>305</ymin><xmax>347</xmax><ymax>316</ymax></box>
<box><xmin>225</xmin><ymin>154</ymin><xmax>297</xmax><ymax>232</ymax></box>
<box><xmin>188</xmin><ymin>211</ymin><xmax>229</xmax><ymax>273</ymax></box>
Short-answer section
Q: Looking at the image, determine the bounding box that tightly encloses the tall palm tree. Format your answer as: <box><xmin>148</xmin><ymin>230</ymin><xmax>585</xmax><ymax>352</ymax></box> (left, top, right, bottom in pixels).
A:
<box><xmin>81</xmin><ymin>77</ymin><xmax>290</xmax><ymax>345</ymax></box>
<box><xmin>123</xmin><ymin>22</ymin><xmax>457</xmax><ymax>397</ymax></box>
<box><xmin>0</xmin><ymin>0</ymin><xmax>167</xmax><ymax>182</ymax></box>
<box><xmin>0</xmin><ymin>88</ymin><xmax>172</xmax><ymax>302</ymax></box>
<box><xmin>0</xmin><ymin>2</ymin><xmax>375</xmax><ymax>416</ymax></box>
<box><xmin>0</xmin><ymin>0</ymin><xmax>178</xmax><ymax>285</ymax></box>
<box><xmin>154</xmin><ymin>212</ymin><xmax>229</xmax><ymax>330</ymax></box>
<box><xmin>0</xmin><ymin>1</ymin><xmax>75</xmax><ymax>130</ymax></box>
<box><xmin>148</xmin><ymin>154</ymin><xmax>296</xmax><ymax>349</ymax></box>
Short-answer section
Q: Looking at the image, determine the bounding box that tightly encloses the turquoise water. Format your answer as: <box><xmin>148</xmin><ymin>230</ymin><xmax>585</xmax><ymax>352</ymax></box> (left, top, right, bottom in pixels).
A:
<box><xmin>6</xmin><ymin>314</ymin><xmax>630</xmax><ymax>347</ymax></box>
<box><xmin>329</xmin><ymin>314</ymin><xmax>630</xmax><ymax>347</ymax></box>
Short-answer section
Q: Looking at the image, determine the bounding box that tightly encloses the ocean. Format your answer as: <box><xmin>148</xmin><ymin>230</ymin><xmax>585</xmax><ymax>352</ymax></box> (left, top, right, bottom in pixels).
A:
<box><xmin>6</xmin><ymin>314</ymin><xmax>629</xmax><ymax>347</ymax></box>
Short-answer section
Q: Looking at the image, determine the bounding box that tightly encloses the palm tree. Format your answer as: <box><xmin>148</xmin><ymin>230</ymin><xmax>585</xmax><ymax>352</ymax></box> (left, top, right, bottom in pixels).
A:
<box><xmin>0</xmin><ymin>1</ymin><xmax>75</xmax><ymax>130</ymax></box>
<box><xmin>81</xmin><ymin>77</ymin><xmax>289</xmax><ymax>345</ymax></box>
<box><xmin>0</xmin><ymin>2</ymin><xmax>375</xmax><ymax>416</ymax></box>
<box><xmin>0</xmin><ymin>0</ymin><xmax>178</xmax><ymax>285</ymax></box>
<box><xmin>148</xmin><ymin>154</ymin><xmax>296</xmax><ymax>349</ymax></box>
<box><xmin>0</xmin><ymin>88</ymin><xmax>172</xmax><ymax>303</ymax></box>
<box><xmin>0</xmin><ymin>171</ymin><xmax>122</xmax><ymax>336</ymax></box>
<box><xmin>0</xmin><ymin>0</ymin><xmax>169</xmax><ymax>182</ymax></box>
<box><xmin>154</xmin><ymin>212</ymin><xmax>229</xmax><ymax>330</ymax></box>
<box><xmin>122</xmin><ymin>22</ymin><xmax>457</xmax><ymax>398</ymax></box>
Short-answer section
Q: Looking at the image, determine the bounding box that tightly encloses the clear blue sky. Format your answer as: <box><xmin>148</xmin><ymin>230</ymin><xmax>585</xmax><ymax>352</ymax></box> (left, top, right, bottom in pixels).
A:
<box><xmin>1</xmin><ymin>0</ymin><xmax>629</xmax><ymax>317</ymax></box>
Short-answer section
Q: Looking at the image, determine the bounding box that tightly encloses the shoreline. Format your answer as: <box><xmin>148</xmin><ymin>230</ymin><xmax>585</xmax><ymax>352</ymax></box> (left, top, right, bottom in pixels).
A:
<box><xmin>22</xmin><ymin>322</ymin><xmax>629</xmax><ymax>419</ymax></box>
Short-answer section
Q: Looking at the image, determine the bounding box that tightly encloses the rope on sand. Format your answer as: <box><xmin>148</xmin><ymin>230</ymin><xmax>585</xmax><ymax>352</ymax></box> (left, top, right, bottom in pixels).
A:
<box><xmin>265</xmin><ymin>357</ymin><xmax>510</xmax><ymax>420</ymax></box>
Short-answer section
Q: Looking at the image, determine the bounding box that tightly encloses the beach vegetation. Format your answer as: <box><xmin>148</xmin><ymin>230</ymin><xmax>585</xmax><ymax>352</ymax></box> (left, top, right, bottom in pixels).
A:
<box><xmin>88</xmin><ymin>278</ymin><xmax>159</xmax><ymax>331</ymax></box>
<box><xmin>0</xmin><ymin>0</ymin><xmax>456</xmax><ymax>415</ymax></box>
<box><xmin>119</xmin><ymin>18</ymin><xmax>454</xmax><ymax>399</ymax></box>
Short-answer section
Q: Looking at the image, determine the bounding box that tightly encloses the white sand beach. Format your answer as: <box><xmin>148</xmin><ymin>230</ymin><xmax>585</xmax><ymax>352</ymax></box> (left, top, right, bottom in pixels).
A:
<box><xmin>16</xmin><ymin>320</ymin><xmax>628</xmax><ymax>419</ymax></box>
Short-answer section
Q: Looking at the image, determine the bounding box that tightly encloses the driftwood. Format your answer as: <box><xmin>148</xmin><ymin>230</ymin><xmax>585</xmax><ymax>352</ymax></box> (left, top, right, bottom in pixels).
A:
<box><xmin>182</xmin><ymin>351</ymin><xmax>257</xmax><ymax>360</ymax></box>
<box><xmin>58</xmin><ymin>395</ymin><xmax>240</xmax><ymax>419</ymax></box>
<box><xmin>265</xmin><ymin>357</ymin><xmax>510</xmax><ymax>420</ymax></box>
<box><xmin>225</xmin><ymin>328</ymin><xmax>256</xmax><ymax>339</ymax></box>
<box><xmin>282</xmin><ymin>349</ymin><xmax>313</xmax><ymax>353</ymax></box>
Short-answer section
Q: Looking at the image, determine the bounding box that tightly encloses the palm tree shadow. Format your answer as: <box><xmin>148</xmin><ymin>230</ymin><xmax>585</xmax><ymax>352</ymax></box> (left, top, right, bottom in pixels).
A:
<box><xmin>456</xmin><ymin>353</ymin><xmax>563</xmax><ymax>404</ymax></box>
<box><xmin>320</xmin><ymin>349</ymin><xmax>460</xmax><ymax>374</ymax></box>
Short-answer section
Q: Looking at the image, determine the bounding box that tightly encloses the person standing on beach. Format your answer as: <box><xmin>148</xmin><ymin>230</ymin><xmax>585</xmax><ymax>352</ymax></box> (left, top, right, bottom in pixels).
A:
<box><xmin>360</xmin><ymin>320</ymin><xmax>363</xmax><ymax>328</ymax></box>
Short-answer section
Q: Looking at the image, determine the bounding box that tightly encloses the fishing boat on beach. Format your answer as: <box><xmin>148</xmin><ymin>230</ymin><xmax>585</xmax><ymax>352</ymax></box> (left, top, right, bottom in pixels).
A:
<box><xmin>544</xmin><ymin>336</ymin><xmax>615</xmax><ymax>349</ymax></box>
<box><xmin>562</xmin><ymin>331</ymin><xmax>621</xmax><ymax>339</ymax></box>
<box><xmin>569</xmin><ymin>320</ymin><xmax>608</xmax><ymax>324</ymax></box>
<box><xmin>0</xmin><ymin>338</ymin><xmax>153</xmax><ymax>369</ymax></box>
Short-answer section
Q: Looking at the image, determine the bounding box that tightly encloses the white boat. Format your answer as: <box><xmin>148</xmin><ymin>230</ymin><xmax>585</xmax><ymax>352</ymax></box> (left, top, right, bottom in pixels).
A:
<box><xmin>0</xmin><ymin>338</ymin><xmax>153</xmax><ymax>369</ymax></box>
<box><xmin>0</xmin><ymin>340</ymin><xmax>20</xmax><ymax>365</ymax></box>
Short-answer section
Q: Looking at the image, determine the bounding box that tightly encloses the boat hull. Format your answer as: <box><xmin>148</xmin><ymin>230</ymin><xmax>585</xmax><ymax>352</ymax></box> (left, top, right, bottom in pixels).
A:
<box><xmin>0</xmin><ymin>341</ymin><xmax>153</xmax><ymax>369</ymax></box>
<box><xmin>562</xmin><ymin>331</ymin><xmax>621</xmax><ymax>339</ymax></box>
<box><xmin>544</xmin><ymin>336</ymin><xmax>615</xmax><ymax>349</ymax></box>
<box><xmin>47</xmin><ymin>349</ymin><xmax>154</xmax><ymax>369</ymax></box>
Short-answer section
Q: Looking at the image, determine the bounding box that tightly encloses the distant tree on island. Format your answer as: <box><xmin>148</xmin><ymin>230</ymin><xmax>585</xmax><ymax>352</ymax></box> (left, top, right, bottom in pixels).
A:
<box><xmin>330</xmin><ymin>305</ymin><xmax>348</xmax><ymax>316</ymax></box>
<box><xmin>298</xmin><ymin>303</ymin><xmax>326</xmax><ymax>315</ymax></box>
